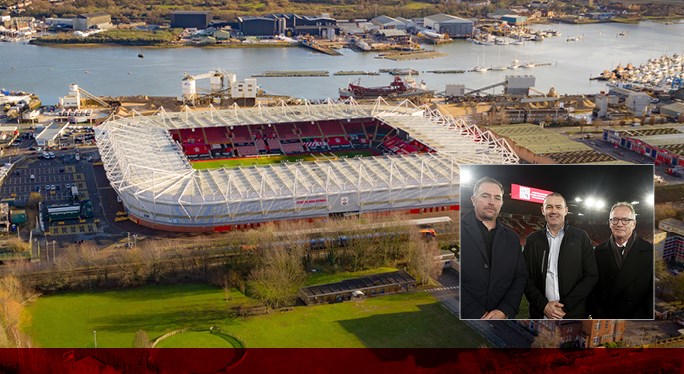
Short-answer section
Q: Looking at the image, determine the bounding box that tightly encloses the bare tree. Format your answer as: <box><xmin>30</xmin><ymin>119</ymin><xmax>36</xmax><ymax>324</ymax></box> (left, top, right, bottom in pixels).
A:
<box><xmin>0</xmin><ymin>276</ymin><xmax>35</xmax><ymax>348</ymax></box>
<box><xmin>248</xmin><ymin>246</ymin><xmax>307</xmax><ymax>308</ymax></box>
<box><xmin>655</xmin><ymin>256</ymin><xmax>673</xmax><ymax>298</ymax></box>
<box><xmin>404</xmin><ymin>229</ymin><xmax>443</xmax><ymax>285</ymax></box>
<box><xmin>132</xmin><ymin>329</ymin><xmax>151</xmax><ymax>348</ymax></box>
<box><xmin>532</xmin><ymin>324</ymin><xmax>562</xmax><ymax>348</ymax></box>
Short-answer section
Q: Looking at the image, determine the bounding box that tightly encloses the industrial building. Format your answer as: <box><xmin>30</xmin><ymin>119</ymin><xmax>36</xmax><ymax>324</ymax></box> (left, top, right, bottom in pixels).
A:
<box><xmin>35</xmin><ymin>123</ymin><xmax>67</xmax><ymax>148</ymax></box>
<box><xmin>657</xmin><ymin>218</ymin><xmax>684</xmax><ymax>264</ymax></box>
<box><xmin>661</xmin><ymin>102</ymin><xmax>684</xmax><ymax>120</ymax></box>
<box><xmin>96</xmin><ymin>101</ymin><xmax>518</xmax><ymax>232</ymax></box>
<box><xmin>235</xmin><ymin>14</ymin><xmax>338</xmax><ymax>37</ymax></box>
<box><xmin>501</xmin><ymin>15</ymin><xmax>528</xmax><ymax>25</ymax></box>
<box><xmin>238</xmin><ymin>16</ymin><xmax>282</xmax><ymax>36</ymax></box>
<box><xmin>73</xmin><ymin>12</ymin><xmax>111</xmax><ymax>31</ymax></box>
<box><xmin>292</xmin><ymin>15</ymin><xmax>338</xmax><ymax>38</ymax></box>
<box><xmin>171</xmin><ymin>11</ymin><xmax>211</xmax><ymax>29</ymax></box>
<box><xmin>489</xmin><ymin>123</ymin><xmax>623</xmax><ymax>164</ymax></box>
<box><xmin>371</xmin><ymin>15</ymin><xmax>406</xmax><ymax>29</ymax></box>
<box><xmin>603</xmin><ymin>125</ymin><xmax>684</xmax><ymax>166</ymax></box>
<box><xmin>422</xmin><ymin>13</ymin><xmax>473</xmax><ymax>38</ymax></box>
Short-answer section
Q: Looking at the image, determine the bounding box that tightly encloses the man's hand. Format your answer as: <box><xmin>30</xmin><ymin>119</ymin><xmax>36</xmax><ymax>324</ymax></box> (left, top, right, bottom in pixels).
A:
<box><xmin>544</xmin><ymin>301</ymin><xmax>565</xmax><ymax>319</ymax></box>
<box><xmin>482</xmin><ymin>309</ymin><xmax>507</xmax><ymax>320</ymax></box>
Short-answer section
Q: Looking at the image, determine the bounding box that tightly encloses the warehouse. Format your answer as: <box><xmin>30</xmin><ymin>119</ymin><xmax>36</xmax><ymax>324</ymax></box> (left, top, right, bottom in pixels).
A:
<box><xmin>423</xmin><ymin>13</ymin><xmax>473</xmax><ymax>38</ymax></box>
<box><xmin>73</xmin><ymin>12</ymin><xmax>111</xmax><ymax>31</ymax></box>
<box><xmin>171</xmin><ymin>11</ymin><xmax>212</xmax><ymax>29</ymax></box>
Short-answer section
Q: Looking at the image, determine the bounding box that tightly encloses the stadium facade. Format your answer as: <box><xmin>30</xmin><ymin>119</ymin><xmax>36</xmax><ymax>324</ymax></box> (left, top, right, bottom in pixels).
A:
<box><xmin>96</xmin><ymin>99</ymin><xmax>519</xmax><ymax>232</ymax></box>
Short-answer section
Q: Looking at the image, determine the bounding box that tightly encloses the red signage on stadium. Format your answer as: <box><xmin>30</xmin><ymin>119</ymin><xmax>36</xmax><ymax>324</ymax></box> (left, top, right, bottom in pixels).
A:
<box><xmin>296</xmin><ymin>198</ymin><xmax>328</xmax><ymax>205</ymax></box>
<box><xmin>510</xmin><ymin>184</ymin><xmax>553</xmax><ymax>204</ymax></box>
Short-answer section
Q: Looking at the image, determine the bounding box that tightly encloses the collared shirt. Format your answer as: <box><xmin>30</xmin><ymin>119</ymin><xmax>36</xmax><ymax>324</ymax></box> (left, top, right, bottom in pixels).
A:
<box><xmin>476</xmin><ymin>219</ymin><xmax>496</xmax><ymax>265</ymax></box>
<box><xmin>610</xmin><ymin>233</ymin><xmax>636</xmax><ymax>269</ymax></box>
<box><xmin>545</xmin><ymin>226</ymin><xmax>565</xmax><ymax>302</ymax></box>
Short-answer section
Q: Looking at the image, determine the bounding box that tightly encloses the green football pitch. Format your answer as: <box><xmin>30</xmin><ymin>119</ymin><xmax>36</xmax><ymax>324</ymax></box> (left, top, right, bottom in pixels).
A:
<box><xmin>191</xmin><ymin>150</ymin><xmax>377</xmax><ymax>170</ymax></box>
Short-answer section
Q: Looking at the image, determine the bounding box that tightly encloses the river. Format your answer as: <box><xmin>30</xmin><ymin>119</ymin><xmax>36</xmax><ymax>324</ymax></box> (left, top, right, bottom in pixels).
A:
<box><xmin>1</xmin><ymin>20</ymin><xmax>683</xmax><ymax>105</ymax></box>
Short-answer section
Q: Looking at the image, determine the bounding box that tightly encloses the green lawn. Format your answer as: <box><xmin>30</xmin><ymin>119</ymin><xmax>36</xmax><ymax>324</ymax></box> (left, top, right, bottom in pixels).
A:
<box><xmin>304</xmin><ymin>267</ymin><xmax>399</xmax><ymax>286</ymax></box>
<box><xmin>24</xmin><ymin>283</ymin><xmax>486</xmax><ymax>348</ymax></box>
<box><xmin>191</xmin><ymin>150</ymin><xmax>376</xmax><ymax>170</ymax></box>
<box><xmin>155</xmin><ymin>331</ymin><xmax>233</xmax><ymax>348</ymax></box>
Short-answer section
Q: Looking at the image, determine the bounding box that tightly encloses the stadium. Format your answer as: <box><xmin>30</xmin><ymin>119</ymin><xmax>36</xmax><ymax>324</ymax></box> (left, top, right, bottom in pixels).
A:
<box><xmin>95</xmin><ymin>99</ymin><xmax>519</xmax><ymax>232</ymax></box>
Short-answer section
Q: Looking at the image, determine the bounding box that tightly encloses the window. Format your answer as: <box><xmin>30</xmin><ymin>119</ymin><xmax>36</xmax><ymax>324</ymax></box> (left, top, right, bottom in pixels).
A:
<box><xmin>595</xmin><ymin>322</ymin><xmax>600</xmax><ymax>331</ymax></box>
<box><xmin>593</xmin><ymin>337</ymin><xmax>599</xmax><ymax>345</ymax></box>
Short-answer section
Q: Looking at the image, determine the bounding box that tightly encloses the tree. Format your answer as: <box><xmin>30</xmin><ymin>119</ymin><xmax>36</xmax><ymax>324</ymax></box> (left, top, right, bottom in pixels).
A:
<box><xmin>248</xmin><ymin>246</ymin><xmax>307</xmax><ymax>308</ymax></box>
<box><xmin>132</xmin><ymin>330</ymin><xmax>151</xmax><ymax>348</ymax></box>
<box><xmin>655</xmin><ymin>256</ymin><xmax>673</xmax><ymax>298</ymax></box>
<box><xmin>0</xmin><ymin>276</ymin><xmax>35</xmax><ymax>348</ymax></box>
<box><xmin>532</xmin><ymin>324</ymin><xmax>562</xmax><ymax>348</ymax></box>
<box><xmin>404</xmin><ymin>230</ymin><xmax>443</xmax><ymax>285</ymax></box>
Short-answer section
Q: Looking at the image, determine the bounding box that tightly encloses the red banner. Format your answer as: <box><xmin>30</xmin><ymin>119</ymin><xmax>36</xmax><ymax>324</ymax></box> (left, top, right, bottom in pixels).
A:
<box><xmin>511</xmin><ymin>183</ymin><xmax>553</xmax><ymax>204</ymax></box>
<box><xmin>0</xmin><ymin>348</ymin><xmax>681</xmax><ymax>372</ymax></box>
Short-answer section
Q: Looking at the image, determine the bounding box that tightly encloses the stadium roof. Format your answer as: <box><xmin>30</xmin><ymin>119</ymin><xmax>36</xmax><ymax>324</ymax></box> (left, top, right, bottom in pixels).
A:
<box><xmin>96</xmin><ymin>99</ymin><xmax>518</xmax><ymax>228</ymax></box>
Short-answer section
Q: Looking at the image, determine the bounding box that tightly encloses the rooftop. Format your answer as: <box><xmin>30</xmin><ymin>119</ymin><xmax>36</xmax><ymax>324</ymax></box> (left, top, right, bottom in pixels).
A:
<box><xmin>96</xmin><ymin>99</ymin><xmax>518</xmax><ymax>210</ymax></box>
<box><xmin>300</xmin><ymin>270</ymin><xmax>416</xmax><ymax>298</ymax></box>
<box><xmin>660</xmin><ymin>218</ymin><xmax>684</xmax><ymax>236</ymax></box>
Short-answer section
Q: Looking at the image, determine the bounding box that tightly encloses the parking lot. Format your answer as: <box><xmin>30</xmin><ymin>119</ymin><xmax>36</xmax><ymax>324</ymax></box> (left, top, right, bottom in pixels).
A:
<box><xmin>0</xmin><ymin>145</ymin><xmax>107</xmax><ymax>240</ymax></box>
<box><xmin>1</xmin><ymin>160</ymin><xmax>84</xmax><ymax>206</ymax></box>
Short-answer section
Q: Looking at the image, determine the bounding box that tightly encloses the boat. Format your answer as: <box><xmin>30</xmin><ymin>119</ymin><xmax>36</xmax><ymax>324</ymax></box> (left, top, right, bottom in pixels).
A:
<box><xmin>473</xmin><ymin>53</ymin><xmax>488</xmax><ymax>72</ymax></box>
<box><xmin>509</xmin><ymin>59</ymin><xmax>521</xmax><ymax>69</ymax></box>
<box><xmin>138</xmin><ymin>53</ymin><xmax>144</xmax><ymax>58</ymax></box>
<box><xmin>339</xmin><ymin>76</ymin><xmax>431</xmax><ymax>99</ymax></box>
<box><xmin>522</xmin><ymin>62</ymin><xmax>536</xmax><ymax>68</ymax></box>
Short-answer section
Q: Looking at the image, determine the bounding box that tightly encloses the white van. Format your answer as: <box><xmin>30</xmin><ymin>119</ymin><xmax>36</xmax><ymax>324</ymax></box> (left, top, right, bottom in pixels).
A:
<box><xmin>30</xmin><ymin>174</ymin><xmax>35</xmax><ymax>180</ymax></box>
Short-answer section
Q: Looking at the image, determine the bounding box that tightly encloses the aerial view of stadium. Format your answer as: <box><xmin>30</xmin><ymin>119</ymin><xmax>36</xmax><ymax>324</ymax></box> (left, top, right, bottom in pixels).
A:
<box><xmin>96</xmin><ymin>100</ymin><xmax>519</xmax><ymax>231</ymax></box>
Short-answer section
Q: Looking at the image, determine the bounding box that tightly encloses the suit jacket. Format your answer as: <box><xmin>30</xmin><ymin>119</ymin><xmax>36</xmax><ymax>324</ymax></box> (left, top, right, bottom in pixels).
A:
<box><xmin>592</xmin><ymin>235</ymin><xmax>653</xmax><ymax>319</ymax></box>
<box><xmin>461</xmin><ymin>210</ymin><xmax>527</xmax><ymax>319</ymax></box>
<box><xmin>523</xmin><ymin>225</ymin><xmax>598</xmax><ymax>319</ymax></box>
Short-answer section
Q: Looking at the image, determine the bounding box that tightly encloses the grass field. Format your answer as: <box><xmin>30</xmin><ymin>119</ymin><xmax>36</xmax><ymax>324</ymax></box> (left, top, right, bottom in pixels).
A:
<box><xmin>23</xmin><ymin>282</ymin><xmax>486</xmax><ymax>348</ymax></box>
<box><xmin>191</xmin><ymin>150</ymin><xmax>376</xmax><ymax>170</ymax></box>
<box><xmin>304</xmin><ymin>267</ymin><xmax>399</xmax><ymax>286</ymax></box>
<box><xmin>155</xmin><ymin>331</ymin><xmax>234</xmax><ymax>348</ymax></box>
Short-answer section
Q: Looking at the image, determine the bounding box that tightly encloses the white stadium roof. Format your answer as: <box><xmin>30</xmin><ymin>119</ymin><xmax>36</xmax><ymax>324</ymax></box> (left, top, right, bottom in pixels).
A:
<box><xmin>96</xmin><ymin>99</ymin><xmax>518</xmax><ymax>230</ymax></box>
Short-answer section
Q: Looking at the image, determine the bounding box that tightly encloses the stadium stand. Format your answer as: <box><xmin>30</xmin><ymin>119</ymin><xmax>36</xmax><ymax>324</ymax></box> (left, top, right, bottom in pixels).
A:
<box><xmin>274</xmin><ymin>123</ymin><xmax>300</xmax><ymax>140</ymax></box>
<box><xmin>296</xmin><ymin>122</ymin><xmax>323</xmax><ymax>138</ymax></box>
<box><xmin>204</xmin><ymin>126</ymin><xmax>230</xmax><ymax>144</ymax></box>
<box><xmin>97</xmin><ymin>101</ymin><xmax>518</xmax><ymax>231</ymax></box>
<box><xmin>318</xmin><ymin>120</ymin><xmax>346</xmax><ymax>136</ymax></box>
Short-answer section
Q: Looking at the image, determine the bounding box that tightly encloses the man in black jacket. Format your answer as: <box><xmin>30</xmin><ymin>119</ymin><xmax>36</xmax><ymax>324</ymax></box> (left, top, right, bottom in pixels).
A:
<box><xmin>461</xmin><ymin>177</ymin><xmax>527</xmax><ymax>319</ymax></box>
<box><xmin>523</xmin><ymin>193</ymin><xmax>598</xmax><ymax>319</ymax></box>
<box><xmin>592</xmin><ymin>202</ymin><xmax>653</xmax><ymax>319</ymax></box>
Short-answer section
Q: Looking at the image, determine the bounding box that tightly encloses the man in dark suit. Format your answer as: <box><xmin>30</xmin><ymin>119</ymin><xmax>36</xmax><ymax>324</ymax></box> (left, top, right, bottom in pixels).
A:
<box><xmin>592</xmin><ymin>202</ymin><xmax>653</xmax><ymax>319</ymax></box>
<box><xmin>523</xmin><ymin>193</ymin><xmax>598</xmax><ymax>319</ymax></box>
<box><xmin>461</xmin><ymin>177</ymin><xmax>527</xmax><ymax>319</ymax></box>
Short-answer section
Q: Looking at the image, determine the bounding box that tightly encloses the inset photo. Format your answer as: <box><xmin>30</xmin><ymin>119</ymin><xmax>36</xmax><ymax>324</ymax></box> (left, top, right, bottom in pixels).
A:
<box><xmin>459</xmin><ymin>164</ymin><xmax>654</xmax><ymax>321</ymax></box>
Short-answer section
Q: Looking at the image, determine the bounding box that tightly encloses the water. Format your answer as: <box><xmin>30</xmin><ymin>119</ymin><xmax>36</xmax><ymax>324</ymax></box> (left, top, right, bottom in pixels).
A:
<box><xmin>1</xmin><ymin>20</ymin><xmax>683</xmax><ymax>105</ymax></box>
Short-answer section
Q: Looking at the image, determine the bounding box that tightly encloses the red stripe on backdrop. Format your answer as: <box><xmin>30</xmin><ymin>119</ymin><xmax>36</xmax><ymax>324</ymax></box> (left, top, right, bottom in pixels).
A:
<box><xmin>0</xmin><ymin>348</ymin><xmax>682</xmax><ymax>373</ymax></box>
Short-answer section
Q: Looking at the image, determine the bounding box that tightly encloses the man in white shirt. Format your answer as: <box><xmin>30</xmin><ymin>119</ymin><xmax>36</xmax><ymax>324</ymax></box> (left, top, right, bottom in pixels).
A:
<box><xmin>523</xmin><ymin>193</ymin><xmax>598</xmax><ymax>319</ymax></box>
